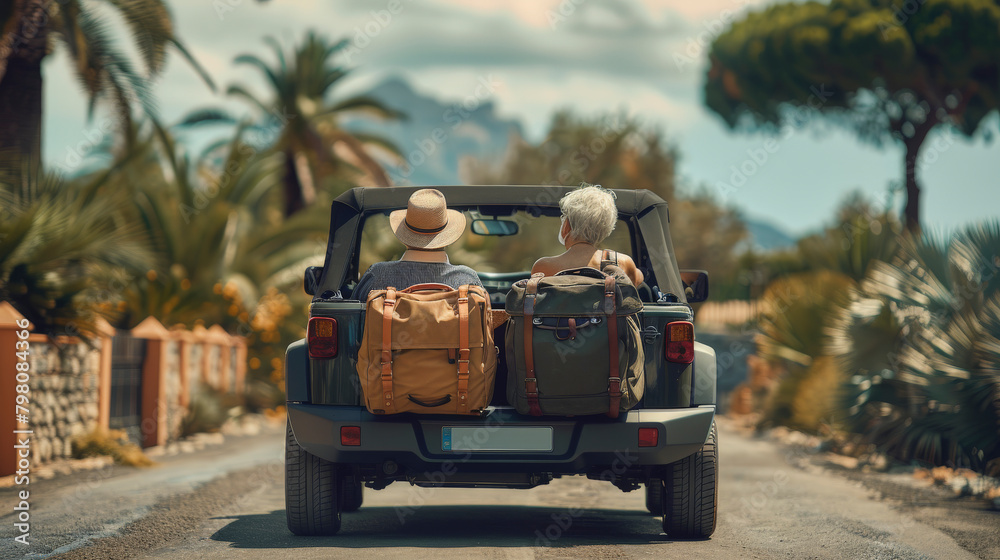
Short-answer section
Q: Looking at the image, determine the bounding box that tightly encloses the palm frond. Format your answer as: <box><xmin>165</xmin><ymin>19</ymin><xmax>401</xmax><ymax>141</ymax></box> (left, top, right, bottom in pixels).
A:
<box><xmin>952</xmin><ymin>221</ymin><xmax>1000</xmax><ymax>301</ymax></box>
<box><xmin>102</xmin><ymin>0</ymin><xmax>173</xmax><ymax>76</ymax></box>
<box><xmin>324</xmin><ymin>95</ymin><xmax>406</xmax><ymax>121</ymax></box>
<box><xmin>234</xmin><ymin>53</ymin><xmax>282</xmax><ymax>94</ymax></box>
<box><xmin>177</xmin><ymin>108</ymin><xmax>239</xmax><ymax>127</ymax></box>
<box><xmin>226</xmin><ymin>84</ymin><xmax>273</xmax><ymax>116</ymax></box>
<box><xmin>167</xmin><ymin>37</ymin><xmax>217</xmax><ymax>91</ymax></box>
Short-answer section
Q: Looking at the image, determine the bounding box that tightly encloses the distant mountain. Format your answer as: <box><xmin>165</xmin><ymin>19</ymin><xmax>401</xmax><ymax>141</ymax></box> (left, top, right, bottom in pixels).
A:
<box><xmin>743</xmin><ymin>218</ymin><xmax>797</xmax><ymax>251</ymax></box>
<box><xmin>342</xmin><ymin>77</ymin><xmax>523</xmax><ymax>186</ymax></box>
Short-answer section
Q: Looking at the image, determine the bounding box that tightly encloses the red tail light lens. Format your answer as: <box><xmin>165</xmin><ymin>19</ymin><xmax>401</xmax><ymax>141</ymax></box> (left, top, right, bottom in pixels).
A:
<box><xmin>638</xmin><ymin>427</ymin><xmax>659</xmax><ymax>447</ymax></box>
<box><xmin>308</xmin><ymin>317</ymin><xmax>338</xmax><ymax>358</ymax></box>
<box><xmin>341</xmin><ymin>426</ymin><xmax>361</xmax><ymax>446</ymax></box>
<box><xmin>665</xmin><ymin>321</ymin><xmax>694</xmax><ymax>364</ymax></box>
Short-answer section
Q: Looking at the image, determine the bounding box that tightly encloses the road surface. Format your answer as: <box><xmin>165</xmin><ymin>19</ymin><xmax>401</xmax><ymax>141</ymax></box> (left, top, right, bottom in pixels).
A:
<box><xmin>3</xmin><ymin>421</ymin><xmax>996</xmax><ymax>559</ymax></box>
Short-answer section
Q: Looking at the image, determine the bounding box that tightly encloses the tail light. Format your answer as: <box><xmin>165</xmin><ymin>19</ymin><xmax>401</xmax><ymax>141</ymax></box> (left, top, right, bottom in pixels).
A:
<box><xmin>638</xmin><ymin>427</ymin><xmax>659</xmax><ymax>447</ymax></box>
<box><xmin>341</xmin><ymin>426</ymin><xmax>361</xmax><ymax>446</ymax></box>
<box><xmin>665</xmin><ymin>321</ymin><xmax>694</xmax><ymax>364</ymax></box>
<box><xmin>308</xmin><ymin>317</ymin><xmax>338</xmax><ymax>358</ymax></box>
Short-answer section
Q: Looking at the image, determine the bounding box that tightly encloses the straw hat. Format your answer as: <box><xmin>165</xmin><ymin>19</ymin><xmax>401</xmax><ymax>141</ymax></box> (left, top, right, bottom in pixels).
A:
<box><xmin>389</xmin><ymin>189</ymin><xmax>466</xmax><ymax>250</ymax></box>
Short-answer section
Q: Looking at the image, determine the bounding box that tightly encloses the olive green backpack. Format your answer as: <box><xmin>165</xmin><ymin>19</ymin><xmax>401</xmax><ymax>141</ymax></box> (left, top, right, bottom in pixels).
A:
<box><xmin>505</xmin><ymin>263</ymin><xmax>644</xmax><ymax>417</ymax></box>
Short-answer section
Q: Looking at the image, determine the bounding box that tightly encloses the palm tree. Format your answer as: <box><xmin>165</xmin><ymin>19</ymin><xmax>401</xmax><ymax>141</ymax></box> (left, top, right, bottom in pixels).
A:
<box><xmin>0</xmin><ymin>0</ymin><xmax>211</xmax><ymax>174</ymax></box>
<box><xmin>829</xmin><ymin>224</ymin><xmax>1000</xmax><ymax>472</ymax></box>
<box><xmin>210</xmin><ymin>32</ymin><xmax>403</xmax><ymax>216</ymax></box>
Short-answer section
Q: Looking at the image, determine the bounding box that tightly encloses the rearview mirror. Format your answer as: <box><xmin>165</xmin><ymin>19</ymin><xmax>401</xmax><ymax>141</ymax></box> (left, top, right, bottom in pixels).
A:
<box><xmin>680</xmin><ymin>270</ymin><xmax>709</xmax><ymax>303</ymax></box>
<box><xmin>304</xmin><ymin>266</ymin><xmax>322</xmax><ymax>296</ymax></box>
<box><xmin>470</xmin><ymin>218</ymin><xmax>519</xmax><ymax>236</ymax></box>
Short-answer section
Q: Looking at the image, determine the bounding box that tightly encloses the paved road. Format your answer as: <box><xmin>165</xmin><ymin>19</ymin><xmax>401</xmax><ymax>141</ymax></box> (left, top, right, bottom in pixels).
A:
<box><xmin>7</xmin><ymin>420</ymin><xmax>989</xmax><ymax>560</ymax></box>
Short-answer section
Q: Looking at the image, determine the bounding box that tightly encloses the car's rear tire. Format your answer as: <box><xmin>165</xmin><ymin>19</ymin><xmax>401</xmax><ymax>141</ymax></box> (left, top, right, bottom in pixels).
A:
<box><xmin>645</xmin><ymin>478</ymin><xmax>664</xmax><ymax>515</ymax></box>
<box><xmin>662</xmin><ymin>421</ymin><xmax>717</xmax><ymax>539</ymax></box>
<box><xmin>340</xmin><ymin>475</ymin><xmax>364</xmax><ymax>512</ymax></box>
<box><xmin>286</xmin><ymin>422</ymin><xmax>341</xmax><ymax>535</ymax></box>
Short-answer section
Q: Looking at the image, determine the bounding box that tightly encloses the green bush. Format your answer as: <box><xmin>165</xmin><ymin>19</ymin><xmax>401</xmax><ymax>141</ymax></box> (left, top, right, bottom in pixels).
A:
<box><xmin>181</xmin><ymin>384</ymin><xmax>243</xmax><ymax>437</ymax></box>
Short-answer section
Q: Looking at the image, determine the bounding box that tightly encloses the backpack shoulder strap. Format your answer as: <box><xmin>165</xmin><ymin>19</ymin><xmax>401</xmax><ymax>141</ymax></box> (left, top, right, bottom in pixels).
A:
<box><xmin>600</xmin><ymin>249</ymin><xmax>618</xmax><ymax>269</ymax></box>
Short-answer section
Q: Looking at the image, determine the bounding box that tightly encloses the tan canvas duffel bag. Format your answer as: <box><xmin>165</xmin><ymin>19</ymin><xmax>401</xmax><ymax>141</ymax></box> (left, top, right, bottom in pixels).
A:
<box><xmin>357</xmin><ymin>283</ymin><xmax>497</xmax><ymax>415</ymax></box>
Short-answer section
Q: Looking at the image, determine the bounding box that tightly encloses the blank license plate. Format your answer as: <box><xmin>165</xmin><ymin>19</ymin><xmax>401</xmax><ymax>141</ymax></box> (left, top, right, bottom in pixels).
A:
<box><xmin>442</xmin><ymin>426</ymin><xmax>553</xmax><ymax>452</ymax></box>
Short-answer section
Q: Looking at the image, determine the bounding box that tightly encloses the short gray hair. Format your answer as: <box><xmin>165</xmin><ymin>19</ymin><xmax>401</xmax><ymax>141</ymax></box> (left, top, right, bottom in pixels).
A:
<box><xmin>559</xmin><ymin>184</ymin><xmax>617</xmax><ymax>245</ymax></box>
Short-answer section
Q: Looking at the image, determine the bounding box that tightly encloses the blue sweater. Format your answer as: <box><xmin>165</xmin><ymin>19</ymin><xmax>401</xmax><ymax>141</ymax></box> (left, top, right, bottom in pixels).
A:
<box><xmin>353</xmin><ymin>260</ymin><xmax>483</xmax><ymax>301</ymax></box>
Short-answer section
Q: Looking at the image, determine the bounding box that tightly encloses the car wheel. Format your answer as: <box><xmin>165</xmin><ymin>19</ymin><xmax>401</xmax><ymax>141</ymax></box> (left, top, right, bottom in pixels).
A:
<box><xmin>286</xmin><ymin>422</ymin><xmax>341</xmax><ymax>535</ymax></box>
<box><xmin>645</xmin><ymin>478</ymin><xmax>664</xmax><ymax>515</ymax></box>
<box><xmin>662</xmin><ymin>421</ymin><xmax>717</xmax><ymax>539</ymax></box>
<box><xmin>340</xmin><ymin>475</ymin><xmax>364</xmax><ymax>513</ymax></box>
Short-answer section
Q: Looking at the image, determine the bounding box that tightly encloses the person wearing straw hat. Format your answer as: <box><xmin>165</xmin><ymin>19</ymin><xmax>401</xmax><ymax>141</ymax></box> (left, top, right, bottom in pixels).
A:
<box><xmin>353</xmin><ymin>188</ymin><xmax>482</xmax><ymax>301</ymax></box>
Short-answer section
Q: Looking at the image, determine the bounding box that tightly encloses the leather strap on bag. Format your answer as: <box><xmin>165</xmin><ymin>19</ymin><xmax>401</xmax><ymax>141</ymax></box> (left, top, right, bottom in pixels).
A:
<box><xmin>456</xmin><ymin>285</ymin><xmax>471</xmax><ymax>413</ymax></box>
<box><xmin>401</xmin><ymin>283</ymin><xmax>454</xmax><ymax>293</ymax></box>
<box><xmin>523</xmin><ymin>274</ymin><xmax>544</xmax><ymax>416</ymax></box>
<box><xmin>604</xmin><ymin>276</ymin><xmax>622</xmax><ymax>418</ymax></box>
<box><xmin>380</xmin><ymin>287</ymin><xmax>397</xmax><ymax>412</ymax></box>
<box><xmin>601</xmin><ymin>249</ymin><xmax>618</xmax><ymax>268</ymax></box>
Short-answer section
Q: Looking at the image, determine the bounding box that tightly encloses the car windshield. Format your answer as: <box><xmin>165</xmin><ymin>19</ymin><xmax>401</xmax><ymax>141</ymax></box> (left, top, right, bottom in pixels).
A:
<box><xmin>359</xmin><ymin>211</ymin><xmax>634</xmax><ymax>274</ymax></box>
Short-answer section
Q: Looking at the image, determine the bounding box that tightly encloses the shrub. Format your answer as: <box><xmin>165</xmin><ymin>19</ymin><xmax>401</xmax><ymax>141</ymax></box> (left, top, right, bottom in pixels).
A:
<box><xmin>72</xmin><ymin>428</ymin><xmax>153</xmax><ymax>467</ymax></box>
<box><xmin>181</xmin><ymin>384</ymin><xmax>243</xmax><ymax>437</ymax></box>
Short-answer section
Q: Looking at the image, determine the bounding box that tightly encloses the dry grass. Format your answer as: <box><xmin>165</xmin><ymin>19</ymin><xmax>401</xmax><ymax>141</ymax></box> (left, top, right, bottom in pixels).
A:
<box><xmin>72</xmin><ymin>428</ymin><xmax>153</xmax><ymax>467</ymax></box>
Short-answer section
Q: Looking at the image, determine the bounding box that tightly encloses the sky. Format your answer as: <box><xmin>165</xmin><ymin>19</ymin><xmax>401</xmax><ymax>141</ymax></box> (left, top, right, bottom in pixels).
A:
<box><xmin>41</xmin><ymin>0</ymin><xmax>1000</xmax><ymax>237</ymax></box>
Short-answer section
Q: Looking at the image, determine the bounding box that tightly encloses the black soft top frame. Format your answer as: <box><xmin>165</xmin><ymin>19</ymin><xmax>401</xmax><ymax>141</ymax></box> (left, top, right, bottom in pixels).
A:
<box><xmin>318</xmin><ymin>186</ymin><xmax>686</xmax><ymax>301</ymax></box>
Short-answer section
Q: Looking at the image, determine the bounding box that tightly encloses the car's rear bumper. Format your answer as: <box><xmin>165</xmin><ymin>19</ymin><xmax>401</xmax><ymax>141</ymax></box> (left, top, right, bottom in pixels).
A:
<box><xmin>287</xmin><ymin>403</ymin><xmax>715</xmax><ymax>473</ymax></box>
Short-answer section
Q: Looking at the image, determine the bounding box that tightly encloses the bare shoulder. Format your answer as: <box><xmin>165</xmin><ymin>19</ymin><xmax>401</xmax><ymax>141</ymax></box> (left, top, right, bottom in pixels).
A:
<box><xmin>616</xmin><ymin>252</ymin><xmax>638</xmax><ymax>268</ymax></box>
<box><xmin>531</xmin><ymin>256</ymin><xmax>557</xmax><ymax>276</ymax></box>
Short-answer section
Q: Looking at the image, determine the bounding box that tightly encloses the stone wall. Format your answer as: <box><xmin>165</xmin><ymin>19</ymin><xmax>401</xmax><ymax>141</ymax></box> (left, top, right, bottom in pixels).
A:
<box><xmin>164</xmin><ymin>340</ymin><xmax>183</xmax><ymax>443</ymax></box>
<box><xmin>27</xmin><ymin>339</ymin><xmax>102</xmax><ymax>463</ymax></box>
<box><xmin>187</xmin><ymin>343</ymin><xmax>203</xmax><ymax>390</ymax></box>
<box><xmin>1</xmin><ymin>305</ymin><xmax>248</xmax><ymax>475</ymax></box>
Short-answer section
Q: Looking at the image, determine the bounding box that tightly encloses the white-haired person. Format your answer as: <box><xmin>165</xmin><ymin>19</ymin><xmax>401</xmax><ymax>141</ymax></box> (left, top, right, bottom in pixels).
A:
<box><xmin>531</xmin><ymin>184</ymin><xmax>644</xmax><ymax>286</ymax></box>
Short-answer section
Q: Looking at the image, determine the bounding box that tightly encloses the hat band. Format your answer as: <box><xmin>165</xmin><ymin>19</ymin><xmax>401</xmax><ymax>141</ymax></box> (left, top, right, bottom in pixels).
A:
<box><xmin>405</xmin><ymin>218</ymin><xmax>448</xmax><ymax>234</ymax></box>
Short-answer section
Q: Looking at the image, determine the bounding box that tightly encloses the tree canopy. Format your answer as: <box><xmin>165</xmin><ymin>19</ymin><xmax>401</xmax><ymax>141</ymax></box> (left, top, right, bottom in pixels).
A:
<box><xmin>704</xmin><ymin>0</ymin><xmax>1000</xmax><ymax>232</ymax></box>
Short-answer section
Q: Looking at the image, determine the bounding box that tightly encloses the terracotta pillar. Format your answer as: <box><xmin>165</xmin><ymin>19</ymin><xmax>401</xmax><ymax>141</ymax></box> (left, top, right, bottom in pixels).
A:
<box><xmin>0</xmin><ymin>304</ymin><xmax>29</xmax><ymax>477</ymax></box>
<box><xmin>132</xmin><ymin>317</ymin><xmax>170</xmax><ymax>448</ymax></box>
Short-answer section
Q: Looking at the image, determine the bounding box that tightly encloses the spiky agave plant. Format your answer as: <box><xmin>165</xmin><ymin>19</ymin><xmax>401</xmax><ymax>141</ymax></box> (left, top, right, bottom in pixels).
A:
<box><xmin>829</xmin><ymin>223</ymin><xmax>1000</xmax><ymax>472</ymax></box>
